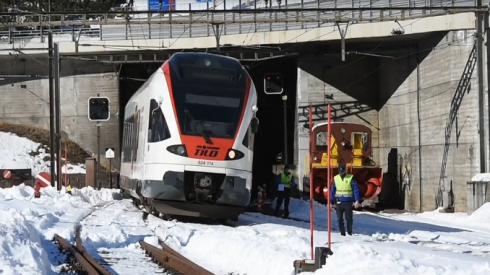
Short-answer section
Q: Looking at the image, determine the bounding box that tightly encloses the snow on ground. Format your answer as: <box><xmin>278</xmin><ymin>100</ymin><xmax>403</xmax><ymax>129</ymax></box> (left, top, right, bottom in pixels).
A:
<box><xmin>1</xmin><ymin>183</ymin><xmax>490</xmax><ymax>275</ymax></box>
<box><xmin>0</xmin><ymin>184</ymin><xmax>121</xmax><ymax>274</ymax></box>
<box><xmin>0</xmin><ymin>131</ymin><xmax>86</xmax><ymax>176</ymax></box>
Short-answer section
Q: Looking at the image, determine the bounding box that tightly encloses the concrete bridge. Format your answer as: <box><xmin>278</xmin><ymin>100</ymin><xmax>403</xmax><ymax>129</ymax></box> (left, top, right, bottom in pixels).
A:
<box><xmin>0</xmin><ymin>0</ymin><xmax>488</xmax><ymax>213</ymax></box>
<box><xmin>0</xmin><ymin>0</ymin><xmax>480</xmax><ymax>54</ymax></box>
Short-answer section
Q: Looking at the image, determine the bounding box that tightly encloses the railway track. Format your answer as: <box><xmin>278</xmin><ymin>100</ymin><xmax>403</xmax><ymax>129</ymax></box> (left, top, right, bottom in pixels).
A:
<box><xmin>53</xmin><ymin>200</ymin><xmax>217</xmax><ymax>275</ymax></box>
<box><xmin>53</xmin><ymin>226</ymin><xmax>112</xmax><ymax>275</ymax></box>
<box><xmin>140</xmin><ymin>240</ymin><xmax>214</xmax><ymax>275</ymax></box>
<box><xmin>53</xmin><ymin>225</ymin><xmax>214</xmax><ymax>275</ymax></box>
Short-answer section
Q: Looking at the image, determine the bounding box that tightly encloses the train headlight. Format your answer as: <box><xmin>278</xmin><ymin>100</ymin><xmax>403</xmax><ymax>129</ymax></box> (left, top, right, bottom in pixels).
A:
<box><xmin>341</xmin><ymin>141</ymin><xmax>346</xmax><ymax>147</ymax></box>
<box><xmin>313</xmin><ymin>156</ymin><xmax>318</xmax><ymax>161</ymax></box>
<box><xmin>225</xmin><ymin>149</ymin><xmax>245</xmax><ymax>160</ymax></box>
<box><xmin>341</xmin><ymin>128</ymin><xmax>346</xmax><ymax>133</ymax></box>
<box><xmin>176</xmin><ymin>146</ymin><xmax>186</xmax><ymax>155</ymax></box>
<box><xmin>166</xmin><ymin>144</ymin><xmax>188</xmax><ymax>157</ymax></box>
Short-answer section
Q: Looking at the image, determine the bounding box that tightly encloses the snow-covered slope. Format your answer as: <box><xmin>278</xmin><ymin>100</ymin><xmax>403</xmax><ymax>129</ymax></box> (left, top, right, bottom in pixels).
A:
<box><xmin>0</xmin><ymin>131</ymin><xmax>86</xmax><ymax>176</ymax></box>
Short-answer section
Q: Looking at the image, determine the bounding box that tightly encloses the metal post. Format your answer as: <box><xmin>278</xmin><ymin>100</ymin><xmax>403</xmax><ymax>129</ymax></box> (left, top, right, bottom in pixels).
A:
<box><xmin>97</xmin><ymin>122</ymin><xmax>101</xmax><ymax>190</ymax></box>
<box><xmin>326</xmin><ymin>104</ymin><xmax>332</xmax><ymax>249</ymax></box>
<box><xmin>109</xmin><ymin>159</ymin><xmax>112</xmax><ymax>189</ymax></box>
<box><xmin>54</xmin><ymin>42</ymin><xmax>62</xmax><ymax>191</ymax></box>
<box><xmin>416</xmin><ymin>57</ymin><xmax>423</xmax><ymax>213</ymax></box>
<box><xmin>477</xmin><ymin>8</ymin><xmax>486</xmax><ymax>173</ymax></box>
<box><xmin>48</xmin><ymin>32</ymin><xmax>56</xmax><ymax>188</ymax></box>
<box><xmin>485</xmin><ymin>11</ymin><xmax>490</xmax><ymax>172</ymax></box>
<box><xmin>308</xmin><ymin>105</ymin><xmax>314</xmax><ymax>261</ymax></box>
<box><xmin>282</xmin><ymin>95</ymin><xmax>288</xmax><ymax>165</ymax></box>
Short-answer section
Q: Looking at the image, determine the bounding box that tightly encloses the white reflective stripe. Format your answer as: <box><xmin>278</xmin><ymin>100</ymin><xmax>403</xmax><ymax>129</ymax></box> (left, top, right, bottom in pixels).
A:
<box><xmin>37</xmin><ymin>175</ymin><xmax>51</xmax><ymax>186</ymax></box>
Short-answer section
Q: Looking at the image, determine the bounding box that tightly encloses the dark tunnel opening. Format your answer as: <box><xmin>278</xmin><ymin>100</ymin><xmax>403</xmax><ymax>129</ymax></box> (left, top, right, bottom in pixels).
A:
<box><xmin>117</xmin><ymin>56</ymin><xmax>298</xmax><ymax>201</ymax></box>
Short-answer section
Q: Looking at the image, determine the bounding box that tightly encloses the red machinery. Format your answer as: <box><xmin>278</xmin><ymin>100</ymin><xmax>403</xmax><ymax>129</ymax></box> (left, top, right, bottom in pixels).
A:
<box><xmin>308</xmin><ymin>121</ymin><xmax>383</xmax><ymax>203</ymax></box>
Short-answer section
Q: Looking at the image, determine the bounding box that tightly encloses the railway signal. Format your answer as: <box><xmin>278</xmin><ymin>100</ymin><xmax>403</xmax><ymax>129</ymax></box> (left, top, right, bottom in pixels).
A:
<box><xmin>264</xmin><ymin>73</ymin><xmax>283</xmax><ymax>94</ymax></box>
<box><xmin>88</xmin><ymin>97</ymin><xmax>110</xmax><ymax>121</ymax></box>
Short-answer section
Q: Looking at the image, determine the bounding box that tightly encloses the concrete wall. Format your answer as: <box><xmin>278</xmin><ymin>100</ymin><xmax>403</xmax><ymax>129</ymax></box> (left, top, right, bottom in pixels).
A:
<box><xmin>295</xmin><ymin>30</ymin><xmax>484</xmax><ymax>213</ymax></box>
<box><xmin>378</xmin><ymin>30</ymin><xmax>481</xmax><ymax>212</ymax></box>
<box><xmin>0</xmin><ymin>55</ymin><xmax>121</xmax><ymax>170</ymax></box>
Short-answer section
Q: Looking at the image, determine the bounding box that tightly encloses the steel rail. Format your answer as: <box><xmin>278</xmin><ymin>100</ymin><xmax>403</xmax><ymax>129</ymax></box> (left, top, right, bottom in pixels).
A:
<box><xmin>139</xmin><ymin>240</ymin><xmax>215</xmax><ymax>275</ymax></box>
<box><xmin>53</xmin><ymin>234</ymin><xmax>103</xmax><ymax>275</ymax></box>
<box><xmin>53</xmin><ymin>226</ymin><xmax>111</xmax><ymax>275</ymax></box>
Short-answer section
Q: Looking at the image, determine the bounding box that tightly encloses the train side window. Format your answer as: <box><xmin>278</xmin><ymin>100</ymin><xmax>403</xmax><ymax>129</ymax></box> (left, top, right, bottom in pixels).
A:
<box><xmin>242</xmin><ymin>121</ymin><xmax>255</xmax><ymax>150</ymax></box>
<box><xmin>122</xmin><ymin>117</ymin><xmax>134</xmax><ymax>163</ymax></box>
<box><xmin>316</xmin><ymin>132</ymin><xmax>328</xmax><ymax>151</ymax></box>
<box><xmin>352</xmin><ymin>132</ymin><xmax>369</xmax><ymax>151</ymax></box>
<box><xmin>148</xmin><ymin>99</ymin><xmax>171</xmax><ymax>143</ymax></box>
<box><xmin>362</xmin><ymin>132</ymin><xmax>369</xmax><ymax>151</ymax></box>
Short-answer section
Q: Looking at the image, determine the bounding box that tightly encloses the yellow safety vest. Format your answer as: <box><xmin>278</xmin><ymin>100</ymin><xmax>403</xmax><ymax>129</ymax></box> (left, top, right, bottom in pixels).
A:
<box><xmin>281</xmin><ymin>172</ymin><xmax>293</xmax><ymax>188</ymax></box>
<box><xmin>334</xmin><ymin>174</ymin><xmax>353</xmax><ymax>197</ymax></box>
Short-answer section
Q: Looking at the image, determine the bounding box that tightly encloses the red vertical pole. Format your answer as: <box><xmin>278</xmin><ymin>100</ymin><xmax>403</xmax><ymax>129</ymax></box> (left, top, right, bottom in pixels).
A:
<box><xmin>64</xmin><ymin>143</ymin><xmax>68</xmax><ymax>187</ymax></box>
<box><xmin>308</xmin><ymin>105</ymin><xmax>315</xmax><ymax>260</ymax></box>
<box><xmin>327</xmin><ymin>104</ymin><xmax>332</xmax><ymax>249</ymax></box>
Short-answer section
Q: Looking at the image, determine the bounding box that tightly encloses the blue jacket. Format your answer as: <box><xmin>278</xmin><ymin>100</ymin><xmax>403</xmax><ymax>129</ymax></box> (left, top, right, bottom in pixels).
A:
<box><xmin>330</xmin><ymin>175</ymin><xmax>361</xmax><ymax>204</ymax></box>
<box><xmin>276</xmin><ymin>172</ymin><xmax>296</xmax><ymax>189</ymax></box>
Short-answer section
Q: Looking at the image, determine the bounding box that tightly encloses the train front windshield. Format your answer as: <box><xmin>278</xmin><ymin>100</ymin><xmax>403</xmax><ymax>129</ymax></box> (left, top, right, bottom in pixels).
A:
<box><xmin>168</xmin><ymin>54</ymin><xmax>248</xmax><ymax>139</ymax></box>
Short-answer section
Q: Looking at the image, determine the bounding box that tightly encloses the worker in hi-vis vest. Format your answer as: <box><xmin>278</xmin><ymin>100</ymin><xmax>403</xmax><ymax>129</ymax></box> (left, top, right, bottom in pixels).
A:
<box><xmin>330</xmin><ymin>163</ymin><xmax>361</xmax><ymax>236</ymax></box>
<box><xmin>274</xmin><ymin>164</ymin><xmax>297</xmax><ymax>218</ymax></box>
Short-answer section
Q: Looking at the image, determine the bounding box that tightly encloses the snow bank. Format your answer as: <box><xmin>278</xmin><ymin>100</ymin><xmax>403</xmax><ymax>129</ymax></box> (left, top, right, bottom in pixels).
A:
<box><xmin>0</xmin><ymin>131</ymin><xmax>86</xmax><ymax>176</ymax></box>
<box><xmin>468</xmin><ymin>202</ymin><xmax>490</xmax><ymax>223</ymax></box>
<box><xmin>379</xmin><ymin>205</ymin><xmax>490</xmax><ymax>233</ymax></box>
<box><xmin>471</xmin><ymin>173</ymin><xmax>490</xmax><ymax>181</ymax></box>
<box><xmin>311</xmin><ymin>242</ymin><xmax>490</xmax><ymax>275</ymax></box>
<box><xmin>0</xmin><ymin>208</ymin><xmax>51</xmax><ymax>275</ymax></box>
<box><xmin>0</xmin><ymin>184</ymin><xmax>121</xmax><ymax>240</ymax></box>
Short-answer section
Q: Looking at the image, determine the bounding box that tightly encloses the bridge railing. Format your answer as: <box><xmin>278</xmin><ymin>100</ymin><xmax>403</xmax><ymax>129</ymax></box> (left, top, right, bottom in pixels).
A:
<box><xmin>0</xmin><ymin>0</ymin><xmax>478</xmax><ymax>44</ymax></box>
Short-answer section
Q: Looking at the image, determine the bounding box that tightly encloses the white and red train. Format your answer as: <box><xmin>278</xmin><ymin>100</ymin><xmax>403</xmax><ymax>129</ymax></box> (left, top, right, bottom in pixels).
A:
<box><xmin>119</xmin><ymin>52</ymin><xmax>259</xmax><ymax>221</ymax></box>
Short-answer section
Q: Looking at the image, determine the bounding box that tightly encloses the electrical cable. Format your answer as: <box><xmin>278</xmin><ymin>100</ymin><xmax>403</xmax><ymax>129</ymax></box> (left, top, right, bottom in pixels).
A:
<box><xmin>166</xmin><ymin>0</ymin><xmax>226</xmax><ymax>49</ymax></box>
<box><xmin>247</xmin><ymin>0</ymin><xmax>471</xmax><ymax>69</ymax></box>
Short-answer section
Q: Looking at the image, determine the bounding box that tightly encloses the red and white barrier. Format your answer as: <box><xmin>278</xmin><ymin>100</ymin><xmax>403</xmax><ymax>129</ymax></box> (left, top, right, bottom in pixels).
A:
<box><xmin>3</xmin><ymin>169</ymin><xmax>12</xmax><ymax>179</ymax></box>
<box><xmin>34</xmin><ymin>172</ymin><xmax>51</xmax><ymax>198</ymax></box>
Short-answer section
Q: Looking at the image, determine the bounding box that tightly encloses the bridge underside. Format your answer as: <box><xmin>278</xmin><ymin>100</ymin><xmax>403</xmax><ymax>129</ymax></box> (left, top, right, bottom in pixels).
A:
<box><xmin>61</xmin><ymin>30</ymin><xmax>447</xmax><ymax>110</ymax></box>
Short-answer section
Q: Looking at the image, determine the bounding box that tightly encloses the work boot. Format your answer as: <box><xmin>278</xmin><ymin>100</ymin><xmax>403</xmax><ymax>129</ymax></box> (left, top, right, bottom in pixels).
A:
<box><xmin>348</xmin><ymin>232</ymin><xmax>353</xmax><ymax>236</ymax></box>
<box><xmin>340</xmin><ymin>232</ymin><xmax>346</xmax><ymax>236</ymax></box>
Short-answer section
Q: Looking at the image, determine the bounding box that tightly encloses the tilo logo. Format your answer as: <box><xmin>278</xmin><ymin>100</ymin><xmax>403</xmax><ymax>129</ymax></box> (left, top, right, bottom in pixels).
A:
<box><xmin>194</xmin><ymin>145</ymin><xmax>220</xmax><ymax>157</ymax></box>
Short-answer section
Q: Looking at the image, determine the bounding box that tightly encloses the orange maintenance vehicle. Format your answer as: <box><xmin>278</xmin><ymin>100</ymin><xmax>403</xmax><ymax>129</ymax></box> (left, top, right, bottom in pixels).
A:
<box><xmin>306</xmin><ymin>122</ymin><xmax>383</xmax><ymax>203</ymax></box>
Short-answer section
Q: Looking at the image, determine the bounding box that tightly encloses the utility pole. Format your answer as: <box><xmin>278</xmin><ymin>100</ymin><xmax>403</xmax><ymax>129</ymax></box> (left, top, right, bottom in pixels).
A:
<box><xmin>485</xmin><ymin>11</ymin><xmax>490</xmax><ymax>172</ymax></box>
<box><xmin>54</xmin><ymin>42</ymin><xmax>62</xmax><ymax>191</ymax></box>
<box><xmin>476</xmin><ymin>4</ymin><xmax>486</xmax><ymax>173</ymax></box>
<box><xmin>97</xmin><ymin>122</ymin><xmax>101</xmax><ymax>190</ymax></box>
<box><xmin>48</xmin><ymin>32</ymin><xmax>56</xmax><ymax>188</ymax></box>
<box><xmin>282</xmin><ymin>94</ymin><xmax>288</xmax><ymax>165</ymax></box>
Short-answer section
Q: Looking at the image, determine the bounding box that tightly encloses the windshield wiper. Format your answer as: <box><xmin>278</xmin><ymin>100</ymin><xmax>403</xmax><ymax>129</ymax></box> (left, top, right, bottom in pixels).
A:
<box><xmin>184</xmin><ymin>109</ymin><xmax>213</xmax><ymax>145</ymax></box>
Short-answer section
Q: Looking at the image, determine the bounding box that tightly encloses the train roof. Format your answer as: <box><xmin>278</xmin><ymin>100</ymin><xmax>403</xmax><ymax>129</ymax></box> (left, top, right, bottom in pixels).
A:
<box><xmin>311</xmin><ymin>122</ymin><xmax>369</xmax><ymax>131</ymax></box>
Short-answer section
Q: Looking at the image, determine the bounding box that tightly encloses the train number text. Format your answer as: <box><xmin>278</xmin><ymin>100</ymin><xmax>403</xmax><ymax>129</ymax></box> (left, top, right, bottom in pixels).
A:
<box><xmin>198</xmin><ymin>160</ymin><xmax>214</xmax><ymax>166</ymax></box>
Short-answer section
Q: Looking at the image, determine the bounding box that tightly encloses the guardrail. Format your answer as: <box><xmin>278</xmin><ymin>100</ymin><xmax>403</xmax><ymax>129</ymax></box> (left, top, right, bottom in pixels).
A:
<box><xmin>0</xmin><ymin>0</ymin><xmax>479</xmax><ymax>44</ymax></box>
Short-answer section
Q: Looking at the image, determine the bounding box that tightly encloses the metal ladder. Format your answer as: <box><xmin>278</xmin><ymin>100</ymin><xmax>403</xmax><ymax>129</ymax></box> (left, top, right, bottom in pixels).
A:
<box><xmin>437</xmin><ymin>43</ymin><xmax>477</xmax><ymax>207</ymax></box>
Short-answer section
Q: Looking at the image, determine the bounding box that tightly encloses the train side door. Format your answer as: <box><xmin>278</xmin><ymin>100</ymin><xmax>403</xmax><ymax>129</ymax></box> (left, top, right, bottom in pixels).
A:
<box><xmin>137</xmin><ymin>106</ymin><xmax>146</xmax><ymax>166</ymax></box>
<box><xmin>130</xmin><ymin>106</ymin><xmax>140</xmax><ymax>177</ymax></box>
